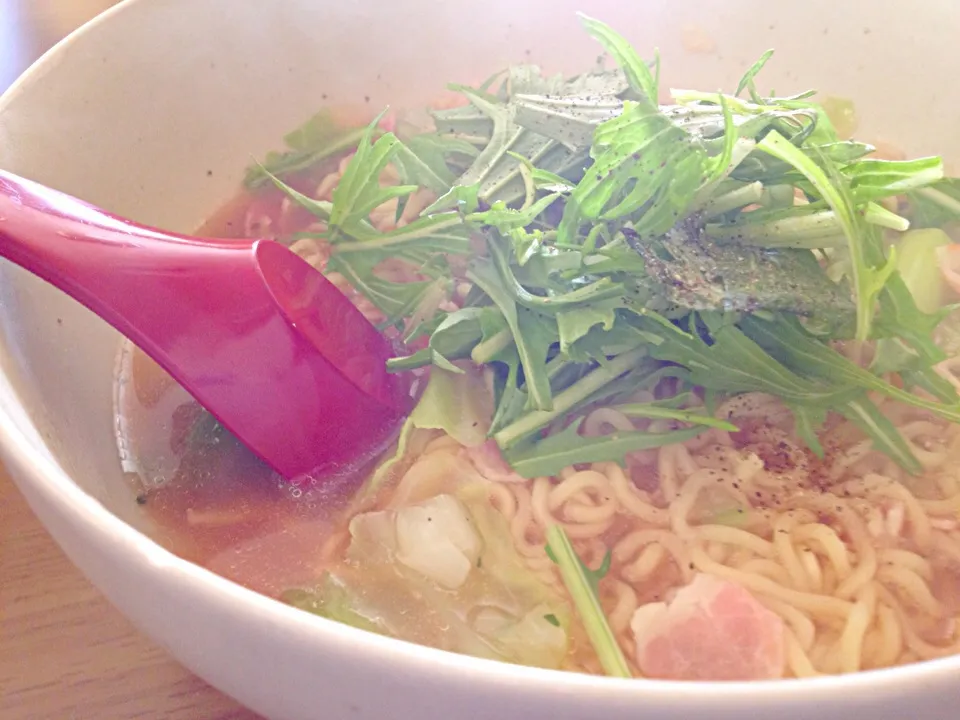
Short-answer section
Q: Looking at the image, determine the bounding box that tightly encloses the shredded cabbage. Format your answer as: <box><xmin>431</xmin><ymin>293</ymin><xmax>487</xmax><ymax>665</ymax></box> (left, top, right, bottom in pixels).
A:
<box><xmin>897</xmin><ymin>228</ymin><xmax>949</xmax><ymax>313</ymax></box>
<box><xmin>408</xmin><ymin>364</ymin><xmax>492</xmax><ymax>447</ymax></box>
<box><xmin>286</xmin><ymin>487</ymin><xmax>570</xmax><ymax>669</ymax></box>
<box><xmin>354</xmin><ymin>364</ymin><xmax>493</xmax><ymax>504</ymax></box>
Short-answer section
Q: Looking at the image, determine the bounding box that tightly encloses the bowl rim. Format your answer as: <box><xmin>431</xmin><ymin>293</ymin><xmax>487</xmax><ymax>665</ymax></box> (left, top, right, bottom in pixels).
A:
<box><xmin>2</xmin><ymin>0</ymin><xmax>960</xmax><ymax>705</ymax></box>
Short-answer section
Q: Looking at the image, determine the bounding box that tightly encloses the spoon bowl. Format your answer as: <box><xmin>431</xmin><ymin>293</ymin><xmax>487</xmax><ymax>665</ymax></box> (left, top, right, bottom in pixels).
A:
<box><xmin>0</xmin><ymin>170</ymin><xmax>413</xmax><ymax>481</ymax></box>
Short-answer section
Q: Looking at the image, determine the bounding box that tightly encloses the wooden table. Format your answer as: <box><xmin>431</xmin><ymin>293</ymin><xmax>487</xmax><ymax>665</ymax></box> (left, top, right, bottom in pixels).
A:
<box><xmin>0</xmin><ymin>2</ymin><xmax>262</xmax><ymax>717</ymax></box>
<box><xmin>1</xmin><ymin>473</ymin><xmax>261</xmax><ymax>719</ymax></box>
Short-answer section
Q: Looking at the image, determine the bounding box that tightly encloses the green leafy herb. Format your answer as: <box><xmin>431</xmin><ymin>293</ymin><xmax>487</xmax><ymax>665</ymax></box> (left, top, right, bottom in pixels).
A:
<box><xmin>613</xmin><ymin>400</ymin><xmax>738</xmax><ymax>431</ymax></box>
<box><xmin>244</xmin><ymin>110</ymin><xmax>368</xmax><ymax>189</ymax></box>
<box><xmin>545</xmin><ymin>525</ymin><xmax>630</xmax><ymax>678</ymax></box>
<box><xmin>578</xmin><ymin>14</ymin><xmax>658</xmax><ymax>101</ymax></box>
<box><xmin>907</xmin><ymin>179</ymin><xmax>960</xmax><ymax>228</ymax></box>
<box><xmin>251</xmin><ymin>13</ymin><xmax>960</xmax><ymax>478</ymax></box>
<box><xmin>736</xmin><ymin>50</ymin><xmax>774</xmax><ymax>98</ymax></box>
<box><xmin>259</xmin><ymin>167</ymin><xmax>332</xmax><ymax>223</ymax></box>
<box><xmin>282</xmin><ymin>576</ymin><xmax>387</xmax><ymax>636</ymax></box>
<box><xmin>846</xmin><ymin>157</ymin><xmax>944</xmax><ymax>202</ymax></box>
<box><xmin>493</xmin><ymin>348</ymin><xmax>646</xmax><ymax>449</ymax></box>
<box><xmin>468</xmin><ymin>260</ymin><xmax>557</xmax><ymax>411</ymax></box>
<box><xmin>740</xmin><ymin>314</ymin><xmax>960</xmax><ymax>425</ymax></box>
<box><xmin>756</xmin><ymin>130</ymin><xmax>895</xmax><ymax>341</ymax></box>
<box><xmin>838</xmin><ymin>397</ymin><xmax>922</xmax><ymax>474</ymax></box>
<box><xmin>506</xmin><ymin>420</ymin><xmax>706</xmax><ymax>478</ymax></box>
<box><xmin>328</xmin><ymin>114</ymin><xmax>417</xmax><ymax>239</ymax></box>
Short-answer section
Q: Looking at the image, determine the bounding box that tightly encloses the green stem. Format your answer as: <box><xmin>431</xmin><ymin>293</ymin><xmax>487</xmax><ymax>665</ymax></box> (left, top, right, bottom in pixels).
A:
<box><xmin>613</xmin><ymin>403</ymin><xmax>738</xmax><ymax>431</ymax></box>
<box><xmin>709</xmin><ymin>208</ymin><xmax>841</xmax><ymax>242</ymax></box>
<box><xmin>545</xmin><ymin>525</ymin><xmax>631</xmax><ymax>678</ymax></box>
<box><xmin>670</xmin><ymin>89</ymin><xmax>767</xmax><ymax>114</ymax></box>
<box><xmin>516</xmin><ymin>159</ymin><xmax>536</xmax><ymax>211</ymax></box>
<box><xmin>916</xmin><ymin>186</ymin><xmax>960</xmax><ymax>216</ymax></box>
<box><xmin>757</xmin><ymin>130</ymin><xmax>880</xmax><ymax>341</ymax></box>
<box><xmin>494</xmin><ymin>348</ymin><xmax>645</xmax><ymax>448</ymax></box>
<box><xmin>703</xmin><ymin>181</ymin><xmax>764</xmax><ymax>217</ymax></box>
<box><xmin>864</xmin><ymin>202</ymin><xmax>910</xmax><ymax>232</ymax></box>
<box><xmin>386</xmin><ymin>349</ymin><xmax>432</xmax><ymax>372</ymax></box>
<box><xmin>470</xmin><ymin>329</ymin><xmax>512</xmax><ymax>364</ymax></box>
<box><xmin>761</xmin><ymin>184</ymin><xmax>797</xmax><ymax>209</ymax></box>
<box><xmin>545</xmin><ymin>355</ymin><xmax>575</xmax><ymax>384</ymax></box>
<box><xmin>333</xmin><ymin>215</ymin><xmax>466</xmax><ymax>253</ymax></box>
<box><xmin>709</xmin><ymin>203</ymin><xmax>907</xmax><ymax>248</ymax></box>
<box><xmin>488</xmin><ymin>241</ymin><xmax>624</xmax><ymax>310</ymax></box>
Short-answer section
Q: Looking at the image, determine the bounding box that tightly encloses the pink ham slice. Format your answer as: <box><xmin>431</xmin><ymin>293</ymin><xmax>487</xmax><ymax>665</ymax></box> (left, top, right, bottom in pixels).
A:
<box><xmin>632</xmin><ymin>573</ymin><xmax>785</xmax><ymax>681</ymax></box>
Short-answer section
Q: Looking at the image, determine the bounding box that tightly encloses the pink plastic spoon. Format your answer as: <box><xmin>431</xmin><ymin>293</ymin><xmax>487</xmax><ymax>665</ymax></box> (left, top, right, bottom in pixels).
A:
<box><xmin>0</xmin><ymin>170</ymin><xmax>416</xmax><ymax>482</ymax></box>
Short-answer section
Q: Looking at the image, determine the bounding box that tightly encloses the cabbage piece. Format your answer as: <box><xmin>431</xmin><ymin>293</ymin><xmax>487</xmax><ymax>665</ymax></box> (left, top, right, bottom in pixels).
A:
<box><xmin>291</xmin><ymin>489</ymin><xmax>570</xmax><ymax>669</ymax></box>
<box><xmin>353</xmin><ymin>364</ymin><xmax>493</xmax><ymax>503</ymax></box>
<box><xmin>408</xmin><ymin>364</ymin><xmax>493</xmax><ymax>447</ymax></box>
<box><xmin>282</xmin><ymin>575</ymin><xmax>388</xmax><ymax>636</ymax></box>
<box><xmin>897</xmin><ymin>228</ymin><xmax>949</xmax><ymax>313</ymax></box>
<box><xmin>360</xmin><ymin>494</ymin><xmax>482</xmax><ymax>589</ymax></box>
<box><xmin>936</xmin><ymin>308</ymin><xmax>960</xmax><ymax>357</ymax></box>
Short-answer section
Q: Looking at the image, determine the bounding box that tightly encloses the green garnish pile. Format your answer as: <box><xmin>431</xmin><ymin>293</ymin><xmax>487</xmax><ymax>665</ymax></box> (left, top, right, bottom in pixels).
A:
<box><xmin>255</xmin><ymin>13</ymin><xmax>960</xmax><ymax>479</ymax></box>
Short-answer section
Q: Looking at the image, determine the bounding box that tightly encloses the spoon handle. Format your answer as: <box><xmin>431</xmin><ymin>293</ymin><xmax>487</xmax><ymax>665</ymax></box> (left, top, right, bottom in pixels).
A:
<box><xmin>0</xmin><ymin>170</ymin><xmax>252</xmax><ymax>330</ymax></box>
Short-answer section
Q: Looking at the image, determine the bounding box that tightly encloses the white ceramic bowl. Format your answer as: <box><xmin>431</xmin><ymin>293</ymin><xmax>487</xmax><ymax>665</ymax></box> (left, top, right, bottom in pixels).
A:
<box><xmin>3</xmin><ymin>1</ymin><xmax>960</xmax><ymax>718</ymax></box>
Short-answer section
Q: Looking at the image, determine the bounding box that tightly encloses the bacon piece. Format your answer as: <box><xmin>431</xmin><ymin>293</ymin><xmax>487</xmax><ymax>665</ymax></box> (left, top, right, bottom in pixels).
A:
<box><xmin>632</xmin><ymin>574</ymin><xmax>785</xmax><ymax>681</ymax></box>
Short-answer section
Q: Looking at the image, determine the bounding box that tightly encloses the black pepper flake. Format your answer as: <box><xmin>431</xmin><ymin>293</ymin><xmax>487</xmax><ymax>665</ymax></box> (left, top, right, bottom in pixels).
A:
<box><xmin>135</xmin><ymin>494</ymin><xmax>148</xmax><ymax>505</ymax></box>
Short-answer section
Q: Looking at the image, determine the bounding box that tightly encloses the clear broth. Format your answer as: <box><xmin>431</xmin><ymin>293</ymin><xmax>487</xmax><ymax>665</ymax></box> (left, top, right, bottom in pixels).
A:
<box><xmin>113</xmin><ymin>187</ymin><xmax>372</xmax><ymax>598</ymax></box>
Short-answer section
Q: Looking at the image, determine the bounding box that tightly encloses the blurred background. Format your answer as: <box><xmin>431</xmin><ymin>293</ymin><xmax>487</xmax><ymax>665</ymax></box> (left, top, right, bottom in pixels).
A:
<box><xmin>0</xmin><ymin>0</ymin><xmax>120</xmax><ymax>91</ymax></box>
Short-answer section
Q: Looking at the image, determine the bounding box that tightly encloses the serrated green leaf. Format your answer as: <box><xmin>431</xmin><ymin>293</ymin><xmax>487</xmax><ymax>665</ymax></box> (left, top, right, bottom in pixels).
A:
<box><xmin>577</xmin><ymin>13</ymin><xmax>658</xmax><ymax>101</ymax></box>
<box><xmin>506</xmin><ymin>418</ymin><xmax>705</xmax><ymax>478</ymax></box>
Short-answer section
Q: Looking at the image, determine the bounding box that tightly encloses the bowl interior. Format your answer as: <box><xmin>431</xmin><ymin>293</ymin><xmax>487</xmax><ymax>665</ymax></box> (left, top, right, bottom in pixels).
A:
<box><xmin>2</xmin><ymin>1</ymin><xmax>960</xmax><ymax>718</ymax></box>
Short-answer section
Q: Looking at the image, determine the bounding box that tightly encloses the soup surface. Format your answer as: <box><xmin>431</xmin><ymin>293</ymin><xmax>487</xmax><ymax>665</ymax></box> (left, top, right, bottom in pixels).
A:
<box><xmin>117</xmin><ymin>14</ymin><xmax>960</xmax><ymax>681</ymax></box>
